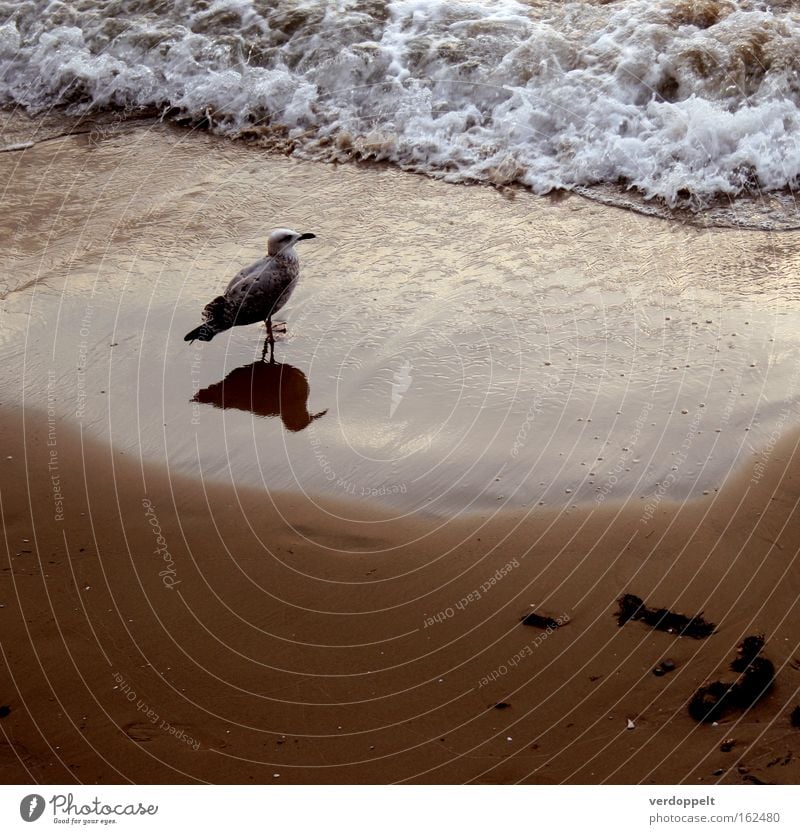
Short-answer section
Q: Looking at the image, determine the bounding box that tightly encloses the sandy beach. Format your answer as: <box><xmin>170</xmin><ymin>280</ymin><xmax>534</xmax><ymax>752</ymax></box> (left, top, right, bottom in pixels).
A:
<box><xmin>3</xmin><ymin>113</ymin><xmax>800</xmax><ymax>784</ymax></box>
<box><xmin>3</xmin><ymin>401</ymin><xmax>800</xmax><ymax>785</ymax></box>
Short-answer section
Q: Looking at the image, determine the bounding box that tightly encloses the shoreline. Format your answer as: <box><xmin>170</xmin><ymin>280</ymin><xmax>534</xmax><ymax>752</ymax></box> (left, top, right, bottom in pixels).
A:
<box><xmin>4</xmin><ymin>107</ymin><xmax>800</xmax><ymax>234</ymax></box>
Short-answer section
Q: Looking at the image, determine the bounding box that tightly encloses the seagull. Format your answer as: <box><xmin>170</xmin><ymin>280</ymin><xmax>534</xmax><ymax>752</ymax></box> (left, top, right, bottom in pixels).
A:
<box><xmin>184</xmin><ymin>228</ymin><xmax>316</xmax><ymax>355</ymax></box>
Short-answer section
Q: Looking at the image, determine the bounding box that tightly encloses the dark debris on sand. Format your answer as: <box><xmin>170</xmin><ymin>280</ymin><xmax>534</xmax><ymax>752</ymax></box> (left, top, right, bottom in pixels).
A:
<box><xmin>521</xmin><ymin>612</ymin><xmax>562</xmax><ymax>629</ymax></box>
<box><xmin>790</xmin><ymin>706</ymin><xmax>800</xmax><ymax>728</ymax></box>
<box><xmin>688</xmin><ymin>635</ymin><xmax>775</xmax><ymax>724</ymax></box>
<box><xmin>616</xmin><ymin>593</ymin><xmax>715</xmax><ymax>639</ymax></box>
<box><xmin>653</xmin><ymin>658</ymin><xmax>677</xmax><ymax>677</ymax></box>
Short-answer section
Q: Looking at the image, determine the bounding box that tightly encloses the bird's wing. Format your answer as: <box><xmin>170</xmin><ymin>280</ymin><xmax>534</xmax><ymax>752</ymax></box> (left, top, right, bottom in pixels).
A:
<box><xmin>225</xmin><ymin>256</ymin><xmax>293</xmax><ymax>309</ymax></box>
<box><xmin>224</xmin><ymin>256</ymin><xmax>273</xmax><ymax>294</ymax></box>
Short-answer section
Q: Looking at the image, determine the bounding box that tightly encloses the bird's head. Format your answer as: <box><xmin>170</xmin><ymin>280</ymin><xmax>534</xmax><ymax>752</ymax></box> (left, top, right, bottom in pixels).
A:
<box><xmin>267</xmin><ymin>228</ymin><xmax>316</xmax><ymax>256</ymax></box>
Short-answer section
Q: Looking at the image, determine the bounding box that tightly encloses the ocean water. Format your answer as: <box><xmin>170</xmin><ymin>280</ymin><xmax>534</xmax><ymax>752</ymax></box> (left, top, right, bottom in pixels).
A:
<box><xmin>2</xmin><ymin>0</ymin><xmax>800</xmax><ymax>222</ymax></box>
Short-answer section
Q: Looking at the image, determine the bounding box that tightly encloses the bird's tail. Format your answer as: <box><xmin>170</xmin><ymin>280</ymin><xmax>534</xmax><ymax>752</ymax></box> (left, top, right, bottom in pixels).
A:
<box><xmin>185</xmin><ymin>295</ymin><xmax>229</xmax><ymax>343</ymax></box>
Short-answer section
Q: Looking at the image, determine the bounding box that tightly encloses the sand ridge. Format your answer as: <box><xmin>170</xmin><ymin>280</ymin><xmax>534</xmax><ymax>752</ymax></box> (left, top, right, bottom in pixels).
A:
<box><xmin>2</xmin><ymin>405</ymin><xmax>800</xmax><ymax>784</ymax></box>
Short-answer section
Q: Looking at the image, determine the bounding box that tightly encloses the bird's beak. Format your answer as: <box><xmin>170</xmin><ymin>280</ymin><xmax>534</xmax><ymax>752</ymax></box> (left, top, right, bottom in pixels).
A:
<box><xmin>297</xmin><ymin>232</ymin><xmax>316</xmax><ymax>241</ymax></box>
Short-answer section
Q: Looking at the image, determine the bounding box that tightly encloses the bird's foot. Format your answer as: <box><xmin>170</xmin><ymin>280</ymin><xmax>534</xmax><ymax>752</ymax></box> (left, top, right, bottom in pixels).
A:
<box><xmin>265</xmin><ymin>321</ymin><xmax>288</xmax><ymax>339</ymax></box>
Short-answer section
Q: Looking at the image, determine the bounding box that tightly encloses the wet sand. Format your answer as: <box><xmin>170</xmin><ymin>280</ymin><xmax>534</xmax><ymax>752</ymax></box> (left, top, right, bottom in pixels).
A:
<box><xmin>4</xmin><ymin>115</ymin><xmax>800</xmax><ymax>516</ymax></box>
<box><xmin>2</xmin><ymin>113</ymin><xmax>800</xmax><ymax>784</ymax></box>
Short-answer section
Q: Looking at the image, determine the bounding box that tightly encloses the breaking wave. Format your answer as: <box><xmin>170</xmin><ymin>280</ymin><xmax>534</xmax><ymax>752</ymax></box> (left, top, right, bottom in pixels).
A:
<box><xmin>2</xmin><ymin>0</ymin><xmax>800</xmax><ymax>219</ymax></box>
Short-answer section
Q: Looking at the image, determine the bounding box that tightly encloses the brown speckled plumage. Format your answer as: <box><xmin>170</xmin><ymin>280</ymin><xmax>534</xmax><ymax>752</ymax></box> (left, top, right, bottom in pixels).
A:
<box><xmin>184</xmin><ymin>228</ymin><xmax>315</xmax><ymax>343</ymax></box>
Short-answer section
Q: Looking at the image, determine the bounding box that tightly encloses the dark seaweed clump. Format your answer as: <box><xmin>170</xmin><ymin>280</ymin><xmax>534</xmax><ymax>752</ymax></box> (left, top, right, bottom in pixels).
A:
<box><xmin>521</xmin><ymin>612</ymin><xmax>562</xmax><ymax>630</ymax></box>
<box><xmin>688</xmin><ymin>635</ymin><xmax>775</xmax><ymax>724</ymax></box>
<box><xmin>616</xmin><ymin>593</ymin><xmax>715</xmax><ymax>639</ymax></box>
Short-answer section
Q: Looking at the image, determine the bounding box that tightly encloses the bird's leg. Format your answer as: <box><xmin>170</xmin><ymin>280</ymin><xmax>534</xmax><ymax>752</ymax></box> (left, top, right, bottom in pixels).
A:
<box><xmin>261</xmin><ymin>317</ymin><xmax>276</xmax><ymax>363</ymax></box>
<box><xmin>260</xmin><ymin>335</ymin><xmax>276</xmax><ymax>363</ymax></box>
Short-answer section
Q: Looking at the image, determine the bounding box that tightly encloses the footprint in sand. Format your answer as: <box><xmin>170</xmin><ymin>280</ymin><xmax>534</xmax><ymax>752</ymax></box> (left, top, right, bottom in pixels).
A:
<box><xmin>122</xmin><ymin>720</ymin><xmax>225</xmax><ymax>750</ymax></box>
<box><xmin>122</xmin><ymin>722</ymin><xmax>160</xmax><ymax>742</ymax></box>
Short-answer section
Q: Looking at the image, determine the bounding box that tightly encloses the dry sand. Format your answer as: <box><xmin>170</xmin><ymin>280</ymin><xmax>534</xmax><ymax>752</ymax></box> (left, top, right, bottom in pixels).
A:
<box><xmin>2</xmin><ymin>404</ymin><xmax>800</xmax><ymax>784</ymax></box>
<box><xmin>2</xmin><ymin>113</ymin><xmax>800</xmax><ymax>784</ymax></box>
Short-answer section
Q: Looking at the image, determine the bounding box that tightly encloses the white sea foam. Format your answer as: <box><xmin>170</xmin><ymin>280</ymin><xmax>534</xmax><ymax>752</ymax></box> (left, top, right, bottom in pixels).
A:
<box><xmin>2</xmin><ymin>0</ymin><xmax>800</xmax><ymax>210</ymax></box>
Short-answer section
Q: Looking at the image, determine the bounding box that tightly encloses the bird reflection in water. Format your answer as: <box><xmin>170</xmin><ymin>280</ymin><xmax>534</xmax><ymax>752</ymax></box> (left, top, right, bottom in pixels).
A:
<box><xmin>192</xmin><ymin>359</ymin><xmax>327</xmax><ymax>432</ymax></box>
